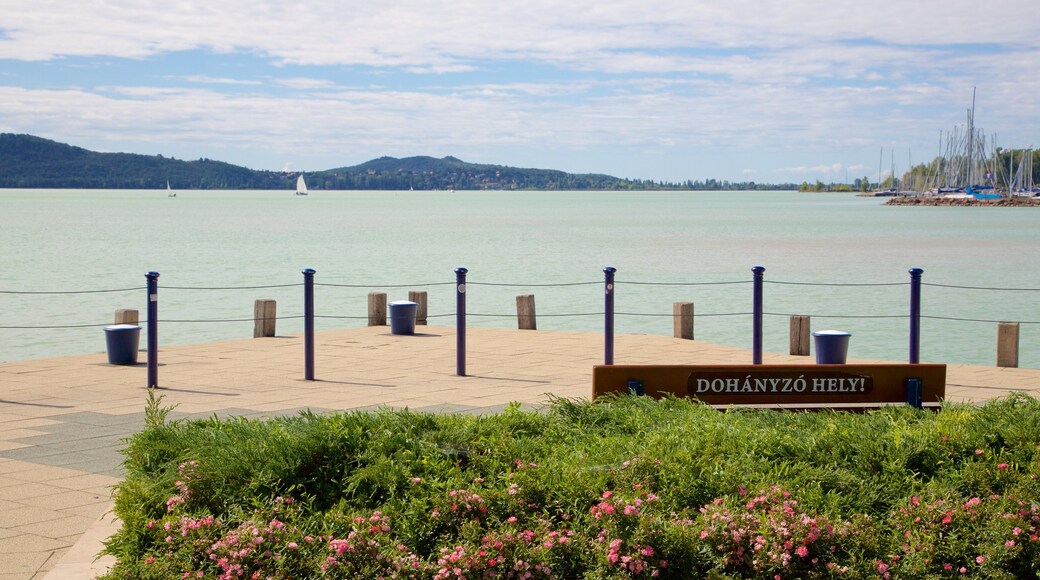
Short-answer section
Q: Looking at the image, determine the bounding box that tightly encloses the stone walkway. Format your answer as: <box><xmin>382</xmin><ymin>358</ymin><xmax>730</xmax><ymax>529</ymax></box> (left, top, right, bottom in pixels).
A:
<box><xmin>1</xmin><ymin>326</ymin><xmax>1038</xmax><ymax>579</ymax></box>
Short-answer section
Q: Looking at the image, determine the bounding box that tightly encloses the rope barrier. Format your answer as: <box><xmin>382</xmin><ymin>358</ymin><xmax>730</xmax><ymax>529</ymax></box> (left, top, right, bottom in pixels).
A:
<box><xmin>922</xmin><ymin>282</ymin><xmax>1040</xmax><ymax>292</ymax></box>
<box><xmin>618</xmin><ymin>280</ymin><xmax>749</xmax><ymax>286</ymax></box>
<box><xmin>164</xmin><ymin>284</ymin><xmax>302</xmax><ymax>290</ymax></box>
<box><xmin>468</xmin><ymin>312</ymin><xmax>601</xmax><ymax>318</ymax></box>
<box><xmin>2</xmin><ymin>276</ymin><xmax>1038</xmax><ymax>331</ymax></box>
<box><xmin>468</xmin><ymin>281</ymin><xmax>601</xmax><ymax>287</ymax></box>
<box><xmin>923</xmin><ymin>315</ymin><xmax>1040</xmax><ymax>325</ymax></box>
<box><xmin>0</xmin><ymin>287</ymin><xmax>145</xmax><ymax>295</ymax></box>
<box><xmin>315</xmin><ymin>282</ymin><xmax>455</xmax><ymax>288</ymax></box>
<box><xmin>767</xmin><ymin>280</ymin><xmax>906</xmax><ymax>287</ymax></box>
<box><xmin>764</xmin><ymin>312</ymin><xmax>908</xmax><ymax>319</ymax></box>
<box><xmin>157</xmin><ymin>315</ymin><xmax>305</xmax><ymax>323</ymax></box>
<box><xmin>0</xmin><ymin>323</ymin><xmax>113</xmax><ymax>329</ymax></box>
<box><xmin>618</xmin><ymin>311</ymin><xmax>751</xmax><ymax>317</ymax></box>
<box><xmin>4</xmin><ymin>280</ymin><xmax>1040</xmax><ymax>294</ymax></box>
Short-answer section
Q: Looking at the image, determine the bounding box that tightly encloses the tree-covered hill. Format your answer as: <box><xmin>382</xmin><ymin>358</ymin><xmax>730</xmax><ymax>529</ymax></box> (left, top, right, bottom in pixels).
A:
<box><xmin>311</xmin><ymin>155</ymin><xmax>633</xmax><ymax>190</ymax></box>
<box><xmin>0</xmin><ymin>133</ymin><xmax>796</xmax><ymax>190</ymax></box>
<box><xmin>0</xmin><ymin>134</ymin><xmax>292</xmax><ymax>189</ymax></box>
<box><xmin>0</xmin><ymin>134</ymin><xmax>644</xmax><ymax>190</ymax></box>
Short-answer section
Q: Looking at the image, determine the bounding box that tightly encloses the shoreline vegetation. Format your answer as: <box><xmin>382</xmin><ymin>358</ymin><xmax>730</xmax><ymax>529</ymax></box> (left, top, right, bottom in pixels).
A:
<box><xmin>102</xmin><ymin>393</ymin><xmax>1040</xmax><ymax>579</ymax></box>
<box><xmin>6</xmin><ymin>134</ymin><xmax>1037</xmax><ymax>203</ymax></box>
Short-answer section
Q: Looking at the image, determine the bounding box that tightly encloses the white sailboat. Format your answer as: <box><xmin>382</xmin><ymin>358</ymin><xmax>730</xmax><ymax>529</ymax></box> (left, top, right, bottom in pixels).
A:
<box><xmin>166</xmin><ymin>180</ymin><xmax>175</xmax><ymax>197</ymax></box>
<box><xmin>295</xmin><ymin>175</ymin><xmax>308</xmax><ymax>196</ymax></box>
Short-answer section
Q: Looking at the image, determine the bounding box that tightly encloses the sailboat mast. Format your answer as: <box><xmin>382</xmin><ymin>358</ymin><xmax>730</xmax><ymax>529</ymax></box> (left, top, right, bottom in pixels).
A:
<box><xmin>967</xmin><ymin>87</ymin><xmax>976</xmax><ymax>187</ymax></box>
<box><xmin>877</xmin><ymin>147</ymin><xmax>883</xmax><ymax>189</ymax></box>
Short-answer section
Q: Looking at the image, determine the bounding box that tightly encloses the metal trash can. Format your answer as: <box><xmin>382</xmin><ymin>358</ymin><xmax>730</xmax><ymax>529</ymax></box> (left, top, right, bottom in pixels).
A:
<box><xmin>104</xmin><ymin>324</ymin><xmax>141</xmax><ymax>364</ymax></box>
<box><xmin>389</xmin><ymin>301</ymin><xmax>418</xmax><ymax>335</ymax></box>
<box><xmin>812</xmin><ymin>330</ymin><xmax>851</xmax><ymax>364</ymax></box>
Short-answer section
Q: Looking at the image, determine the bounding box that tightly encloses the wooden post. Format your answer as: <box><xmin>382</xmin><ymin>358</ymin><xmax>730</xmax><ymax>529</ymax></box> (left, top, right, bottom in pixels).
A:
<box><xmin>997</xmin><ymin>322</ymin><xmax>1019</xmax><ymax>368</ymax></box>
<box><xmin>517</xmin><ymin>294</ymin><xmax>537</xmax><ymax>330</ymax></box>
<box><xmin>253</xmin><ymin>299</ymin><xmax>276</xmax><ymax>338</ymax></box>
<box><xmin>368</xmin><ymin>292</ymin><xmax>387</xmax><ymax>326</ymax></box>
<box><xmin>673</xmin><ymin>302</ymin><xmax>694</xmax><ymax>340</ymax></box>
<box><xmin>790</xmin><ymin>315</ymin><xmax>811</xmax><ymax>356</ymax></box>
<box><xmin>408</xmin><ymin>291</ymin><xmax>428</xmax><ymax>325</ymax></box>
<box><xmin>114</xmin><ymin>309</ymin><xmax>139</xmax><ymax>325</ymax></box>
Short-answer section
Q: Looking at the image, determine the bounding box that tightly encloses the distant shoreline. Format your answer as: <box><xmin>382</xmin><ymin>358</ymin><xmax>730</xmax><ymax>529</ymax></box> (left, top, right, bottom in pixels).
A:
<box><xmin>885</xmin><ymin>196</ymin><xmax>1040</xmax><ymax>207</ymax></box>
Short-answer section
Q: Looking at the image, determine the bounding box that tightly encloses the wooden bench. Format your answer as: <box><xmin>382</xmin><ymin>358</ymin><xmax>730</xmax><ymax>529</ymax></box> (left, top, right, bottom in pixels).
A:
<box><xmin>592</xmin><ymin>364</ymin><xmax>946</xmax><ymax>410</ymax></box>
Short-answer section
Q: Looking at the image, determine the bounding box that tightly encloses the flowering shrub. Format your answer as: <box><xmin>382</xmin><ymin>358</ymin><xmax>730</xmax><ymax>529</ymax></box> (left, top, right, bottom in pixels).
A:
<box><xmin>696</xmin><ymin>485</ymin><xmax>861</xmax><ymax>577</ymax></box>
<box><xmin>589</xmin><ymin>483</ymin><xmax>669</xmax><ymax>577</ymax></box>
<box><xmin>105</xmin><ymin>395</ymin><xmax>1040</xmax><ymax>579</ymax></box>
<box><xmin>885</xmin><ymin>491</ymin><xmax>1040</xmax><ymax>577</ymax></box>
<box><xmin>431</xmin><ymin>521</ymin><xmax>581</xmax><ymax>579</ymax></box>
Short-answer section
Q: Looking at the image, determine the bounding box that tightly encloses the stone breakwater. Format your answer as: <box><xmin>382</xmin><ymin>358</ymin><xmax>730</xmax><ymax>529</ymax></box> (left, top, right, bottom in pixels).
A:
<box><xmin>885</xmin><ymin>196</ymin><xmax>1040</xmax><ymax>207</ymax></box>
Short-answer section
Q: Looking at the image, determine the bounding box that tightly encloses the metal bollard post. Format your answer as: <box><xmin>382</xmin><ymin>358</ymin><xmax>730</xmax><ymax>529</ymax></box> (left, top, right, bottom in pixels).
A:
<box><xmin>303</xmin><ymin>268</ymin><xmax>315</xmax><ymax>380</ymax></box>
<box><xmin>145</xmin><ymin>271</ymin><xmax>159</xmax><ymax>389</ymax></box>
<box><xmin>909</xmin><ymin>268</ymin><xmax>923</xmax><ymax>364</ymax></box>
<box><xmin>604</xmin><ymin>266</ymin><xmax>616</xmax><ymax>365</ymax></box>
<box><xmin>456</xmin><ymin>268</ymin><xmax>467</xmax><ymax>376</ymax></box>
<box><xmin>752</xmin><ymin>266</ymin><xmax>765</xmax><ymax>365</ymax></box>
<box><xmin>144</xmin><ymin>272</ymin><xmax>158</xmax><ymax>390</ymax></box>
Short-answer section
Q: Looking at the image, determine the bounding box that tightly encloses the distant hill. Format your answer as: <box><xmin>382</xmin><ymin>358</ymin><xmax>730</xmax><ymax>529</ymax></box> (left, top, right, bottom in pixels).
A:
<box><xmin>0</xmin><ymin>134</ymin><xmax>641</xmax><ymax>190</ymax></box>
<box><xmin>0</xmin><ymin>134</ymin><xmax>797</xmax><ymax>190</ymax></box>
<box><xmin>312</xmin><ymin>155</ymin><xmax>634</xmax><ymax>191</ymax></box>
<box><xmin>0</xmin><ymin>134</ymin><xmax>290</xmax><ymax>189</ymax></box>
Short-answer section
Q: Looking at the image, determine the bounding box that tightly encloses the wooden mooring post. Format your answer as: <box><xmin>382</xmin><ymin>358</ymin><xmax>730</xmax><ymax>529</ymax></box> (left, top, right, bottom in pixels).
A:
<box><xmin>790</xmin><ymin>315</ymin><xmax>811</xmax><ymax>356</ymax></box>
<box><xmin>253</xmin><ymin>299</ymin><xmax>276</xmax><ymax>337</ymax></box>
<box><xmin>517</xmin><ymin>294</ymin><xmax>536</xmax><ymax>330</ymax></box>
<box><xmin>997</xmin><ymin>322</ymin><xmax>1019</xmax><ymax>368</ymax></box>
<box><xmin>114</xmin><ymin>309</ymin><xmax>139</xmax><ymax>326</ymax></box>
<box><xmin>408</xmin><ymin>291</ymin><xmax>428</xmax><ymax>325</ymax></box>
<box><xmin>369</xmin><ymin>292</ymin><xmax>387</xmax><ymax>326</ymax></box>
<box><xmin>673</xmin><ymin>302</ymin><xmax>694</xmax><ymax>340</ymax></box>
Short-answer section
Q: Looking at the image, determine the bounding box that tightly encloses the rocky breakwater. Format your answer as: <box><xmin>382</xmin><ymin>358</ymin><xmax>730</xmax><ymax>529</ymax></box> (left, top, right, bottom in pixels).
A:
<box><xmin>886</xmin><ymin>196</ymin><xmax>1040</xmax><ymax>207</ymax></box>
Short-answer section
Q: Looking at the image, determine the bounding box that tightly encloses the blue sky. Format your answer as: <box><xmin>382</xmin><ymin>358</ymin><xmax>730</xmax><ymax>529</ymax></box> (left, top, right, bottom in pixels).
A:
<box><xmin>1</xmin><ymin>0</ymin><xmax>1037</xmax><ymax>183</ymax></box>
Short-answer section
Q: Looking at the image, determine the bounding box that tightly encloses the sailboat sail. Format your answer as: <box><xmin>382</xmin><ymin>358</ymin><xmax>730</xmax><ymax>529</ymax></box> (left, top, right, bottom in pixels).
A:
<box><xmin>296</xmin><ymin>175</ymin><xmax>308</xmax><ymax>196</ymax></box>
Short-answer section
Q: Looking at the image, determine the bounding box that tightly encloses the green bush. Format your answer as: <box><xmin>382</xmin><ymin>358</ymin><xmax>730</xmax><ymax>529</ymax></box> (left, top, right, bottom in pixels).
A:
<box><xmin>102</xmin><ymin>394</ymin><xmax>1040</xmax><ymax>578</ymax></box>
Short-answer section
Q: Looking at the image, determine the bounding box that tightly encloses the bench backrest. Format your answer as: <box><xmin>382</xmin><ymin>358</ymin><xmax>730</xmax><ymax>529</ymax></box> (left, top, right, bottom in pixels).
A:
<box><xmin>592</xmin><ymin>364</ymin><xmax>947</xmax><ymax>410</ymax></box>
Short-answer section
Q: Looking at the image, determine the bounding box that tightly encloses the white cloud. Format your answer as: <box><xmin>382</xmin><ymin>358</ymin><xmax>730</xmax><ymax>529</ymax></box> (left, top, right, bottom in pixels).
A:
<box><xmin>178</xmin><ymin>75</ymin><xmax>263</xmax><ymax>86</ymax></box>
<box><xmin>1</xmin><ymin>0</ymin><xmax>1038</xmax><ymax>180</ymax></box>
<box><xmin>275</xmin><ymin>78</ymin><xmax>338</xmax><ymax>90</ymax></box>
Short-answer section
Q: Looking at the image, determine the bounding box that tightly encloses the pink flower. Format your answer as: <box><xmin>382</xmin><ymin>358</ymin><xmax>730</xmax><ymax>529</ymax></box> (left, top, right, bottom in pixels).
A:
<box><xmin>976</xmin><ymin>555</ymin><xmax>985</xmax><ymax>564</ymax></box>
<box><xmin>287</xmin><ymin>542</ymin><xmax>298</xmax><ymax>550</ymax></box>
<box><xmin>877</xmin><ymin>562</ymin><xmax>889</xmax><ymax>574</ymax></box>
<box><xmin>796</xmin><ymin>545</ymin><xmax>809</xmax><ymax>558</ymax></box>
<box><xmin>145</xmin><ymin>556</ymin><xmax>156</xmax><ymax>564</ymax></box>
<box><xmin>975</xmin><ymin>449</ymin><xmax>984</xmax><ymax>455</ymax></box>
<box><xmin>998</xmin><ymin>463</ymin><xmax>1009</xmax><ymax>470</ymax></box>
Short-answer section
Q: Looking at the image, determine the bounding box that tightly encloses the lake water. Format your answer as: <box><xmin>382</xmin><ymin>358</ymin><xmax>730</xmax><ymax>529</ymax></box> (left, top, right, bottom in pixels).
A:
<box><xmin>1</xmin><ymin>189</ymin><xmax>1037</xmax><ymax>368</ymax></box>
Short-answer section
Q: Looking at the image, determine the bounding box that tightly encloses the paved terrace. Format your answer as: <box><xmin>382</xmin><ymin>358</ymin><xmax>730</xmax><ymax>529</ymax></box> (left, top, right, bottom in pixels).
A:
<box><xmin>1</xmin><ymin>326</ymin><xmax>1039</xmax><ymax>579</ymax></box>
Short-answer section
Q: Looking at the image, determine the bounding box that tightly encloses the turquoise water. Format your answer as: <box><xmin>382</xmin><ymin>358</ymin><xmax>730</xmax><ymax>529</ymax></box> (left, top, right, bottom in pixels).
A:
<box><xmin>1</xmin><ymin>189</ymin><xmax>1037</xmax><ymax>367</ymax></box>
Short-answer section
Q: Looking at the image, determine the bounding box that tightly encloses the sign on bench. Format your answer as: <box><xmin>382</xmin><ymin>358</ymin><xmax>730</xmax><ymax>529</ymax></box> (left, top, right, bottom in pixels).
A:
<box><xmin>592</xmin><ymin>364</ymin><xmax>946</xmax><ymax>410</ymax></box>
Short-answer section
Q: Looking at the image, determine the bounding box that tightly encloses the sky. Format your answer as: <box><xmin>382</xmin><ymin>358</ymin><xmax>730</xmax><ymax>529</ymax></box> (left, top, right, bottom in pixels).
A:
<box><xmin>1</xmin><ymin>0</ymin><xmax>1038</xmax><ymax>184</ymax></box>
